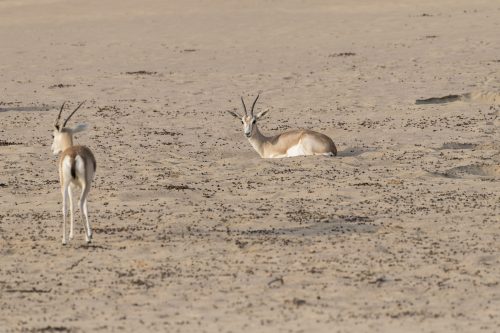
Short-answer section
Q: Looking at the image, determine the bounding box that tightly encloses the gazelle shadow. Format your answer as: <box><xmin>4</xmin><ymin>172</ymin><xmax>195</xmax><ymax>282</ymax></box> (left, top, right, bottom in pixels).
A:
<box><xmin>238</xmin><ymin>217</ymin><xmax>377</xmax><ymax>237</ymax></box>
<box><xmin>337</xmin><ymin>147</ymin><xmax>377</xmax><ymax>157</ymax></box>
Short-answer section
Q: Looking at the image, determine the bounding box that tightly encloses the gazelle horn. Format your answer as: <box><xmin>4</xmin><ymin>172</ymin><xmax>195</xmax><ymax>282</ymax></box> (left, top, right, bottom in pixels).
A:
<box><xmin>54</xmin><ymin>101</ymin><xmax>66</xmax><ymax>129</ymax></box>
<box><xmin>240</xmin><ymin>97</ymin><xmax>248</xmax><ymax>116</ymax></box>
<box><xmin>62</xmin><ymin>101</ymin><xmax>86</xmax><ymax>128</ymax></box>
<box><xmin>250</xmin><ymin>94</ymin><xmax>260</xmax><ymax>116</ymax></box>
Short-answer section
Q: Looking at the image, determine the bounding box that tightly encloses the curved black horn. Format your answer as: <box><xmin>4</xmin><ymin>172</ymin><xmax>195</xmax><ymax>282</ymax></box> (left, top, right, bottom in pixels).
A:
<box><xmin>54</xmin><ymin>101</ymin><xmax>66</xmax><ymax>128</ymax></box>
<box><xmin>240</xmin><ymin>97</ymin><xmax>248</xmax><ymax>116</ymax></box>
<box><xmin>250</xmin><ymin>94</ymin><xmax>260</xmax><ymax>116</ymax></box>
<box><xmin>62</xmin><ymin>101</ymin><xmax>86</xmax><ymax>127</ymax></box>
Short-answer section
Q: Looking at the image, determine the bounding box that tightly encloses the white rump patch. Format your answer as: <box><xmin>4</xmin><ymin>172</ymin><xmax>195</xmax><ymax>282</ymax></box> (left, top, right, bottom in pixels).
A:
<box><xmin>63</xmin><ymin>155</ymin><xmax>86</xmax><ymax>186</ymax></box>
<box><xmin>74</xmin><ymin>156</ymin><xmax>86</xmax><ymax>183</ymax></box>
<box><xmin>286</xmin><ymin>144</ymin><xmax>306</xmax><ymax>157</ymax></box>
<box><xmin>62</xmin><ymin>156</ymin><xmax>74</xmax><ymax>182</ymax></box>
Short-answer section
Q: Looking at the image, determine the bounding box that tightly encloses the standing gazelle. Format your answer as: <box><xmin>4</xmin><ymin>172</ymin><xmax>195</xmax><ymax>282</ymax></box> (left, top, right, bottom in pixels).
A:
<box><xmin>228</xmin><ymin>95</ymin><xmax>337</xmax><ymax>158</ymax></box>
<box><xmin>51</xmin><ymin>101</ymin><xmax>96</xmax><ymax>245</ymax></box>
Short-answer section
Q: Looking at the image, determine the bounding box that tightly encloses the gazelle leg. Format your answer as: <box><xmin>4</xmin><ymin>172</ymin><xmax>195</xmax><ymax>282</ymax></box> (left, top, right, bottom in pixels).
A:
<box><xmin>68</xmin><ymin>186</ymin><xmax>74</xmax><ymax>240</ymax></box>
<box><xmin>79</xmin><ymin>185</ymin><xmax>92</xmax><ymax>243</ymax></box>
<box><xmin>83</xmin><ymin>198</ymin><xmax>92</xmax><ymax>241</ymax></box>
<box><xmin>62</xmin><ymin>185</ymin><xmax>69</xmax><ymax>245</ymax></box>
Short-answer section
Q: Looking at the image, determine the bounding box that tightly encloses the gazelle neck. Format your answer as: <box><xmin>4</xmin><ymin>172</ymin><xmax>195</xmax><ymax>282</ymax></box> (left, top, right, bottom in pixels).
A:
<box><xmin>247</xmin><ymin>124</ymin><xmax>269</xmax><ymax>158</ymax></box>
<box><xmin>60</xmin><ymin>132</ymin><xmax>74</xmax><ymax>152</ymax></box>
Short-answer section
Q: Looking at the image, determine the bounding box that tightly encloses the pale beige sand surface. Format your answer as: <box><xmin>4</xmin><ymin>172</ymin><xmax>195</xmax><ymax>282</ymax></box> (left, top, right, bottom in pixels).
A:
<box><xmin>0</xmin><ymin>0</ymin><xmax>499</xmax><ymax>332</ymax></box>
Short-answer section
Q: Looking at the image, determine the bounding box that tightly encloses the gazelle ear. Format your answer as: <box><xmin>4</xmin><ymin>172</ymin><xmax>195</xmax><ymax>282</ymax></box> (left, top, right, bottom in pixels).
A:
<box><xmin>70</xmin><ymin>123</ymin><xmax>89</xmax><ymax>134</ymax></box>
<box><xmin>256</xmin><ymin>109</ymin><xmax>269</xmax><ymax>119</ymax></box>
<box><xmin>227</xmin><ymin>110</ymin><xmax>241</xmax><ymax>119</ymax></box>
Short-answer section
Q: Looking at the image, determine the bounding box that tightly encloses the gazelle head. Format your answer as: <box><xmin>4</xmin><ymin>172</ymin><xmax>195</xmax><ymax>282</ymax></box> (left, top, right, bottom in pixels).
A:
<box><xmin>51</xmin><ymin>101</ymin><xmax>87</xmax><ymax>155</ymax></box>
<box><xmin>228</xmin><ymin>94</ymin><xmax>269</xmax><ymax>138</ymax></box>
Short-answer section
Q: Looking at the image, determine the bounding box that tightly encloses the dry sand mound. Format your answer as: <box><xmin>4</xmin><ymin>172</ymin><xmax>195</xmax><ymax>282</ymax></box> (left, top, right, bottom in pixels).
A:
<box><xmin>441</xmin><ymin>164</ymin><xmax>500</xmax><ymax>179</ymax></box>
<box><xmin>416</xmin><ymin>91</ymin><xmax>500</xmax><ymax>104</ymax></box>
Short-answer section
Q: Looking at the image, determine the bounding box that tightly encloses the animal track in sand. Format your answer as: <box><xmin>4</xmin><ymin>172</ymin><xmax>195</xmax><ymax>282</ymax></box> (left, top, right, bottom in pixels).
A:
<box><xmin>329</xmin><ymin>52</ymin><xmax>356</xmax><ymax>57</ymax></box>
<box><xmin>48</xmin><ymin>83</ymin><xmax>76</xmax><ymax>89</ymax></box>
<box><xmin>124</xmin><ymin>70</ymin><xmax>158</xmax><ymax>75</ymax></box>
<box><xmin>0</xmin><ymin>106</ymin><xmax>51</xmax><ymax>113</ymax></box>
<box><xmin>440</xmin><ymin>142</ymin><xmax>478</xmax><ymax>150</ymax></box>
<box><xmin>0</xmin><ymin>140</ymin><xmax>20</xmax><ymax>146</ymax></box>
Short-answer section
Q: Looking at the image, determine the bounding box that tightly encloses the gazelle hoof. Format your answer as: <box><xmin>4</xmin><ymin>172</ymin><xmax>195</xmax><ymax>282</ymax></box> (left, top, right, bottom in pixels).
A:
<box><xmin>62</xmin><ymin>240</ymin><xmax>67</xmax><ymax>245</ymax></box>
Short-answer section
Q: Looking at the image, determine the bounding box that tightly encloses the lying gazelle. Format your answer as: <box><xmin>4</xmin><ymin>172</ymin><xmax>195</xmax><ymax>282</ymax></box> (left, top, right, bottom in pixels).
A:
<box><xmin>51</xmin><ymin>101</ymin><xmax>96</xmax><ymax>244</ymax></box>
<box><xmin>228</xmin><ymin>95</ymin><xmax>337</xmax><ymax>158</ymax></box>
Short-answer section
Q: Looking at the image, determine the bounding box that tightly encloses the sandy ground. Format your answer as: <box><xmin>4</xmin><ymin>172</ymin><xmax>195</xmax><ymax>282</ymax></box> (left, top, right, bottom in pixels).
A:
<box><xmin>0</xmin><ymin>0</ymin><xmax>499</xmax><ymax>332</ymax></box>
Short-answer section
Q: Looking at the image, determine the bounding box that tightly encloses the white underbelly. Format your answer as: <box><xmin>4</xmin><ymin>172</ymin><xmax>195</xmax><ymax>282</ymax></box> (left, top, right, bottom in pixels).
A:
<box><xmin>286</xmin><ymin>144</ymin><xmax>306</xmax><ymax>157</ymax></box>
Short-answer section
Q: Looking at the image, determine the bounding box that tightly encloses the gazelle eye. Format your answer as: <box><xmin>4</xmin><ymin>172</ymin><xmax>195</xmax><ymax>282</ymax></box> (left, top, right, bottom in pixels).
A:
<box><xmin>252</xmin><ymin>119</ymin><xmax>256</xmax><ymax>124</ymax></box>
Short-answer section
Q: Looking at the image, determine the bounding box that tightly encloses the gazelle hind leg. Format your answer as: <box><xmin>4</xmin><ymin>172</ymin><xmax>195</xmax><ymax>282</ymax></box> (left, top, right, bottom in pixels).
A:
<box><xmin>84</xmin><ymin>182</ymin><xmax>92</xmax><ymax>241</ymax></box>
<box><xmin>83</xmin><ymin>199</ymin><xmax>92</xmax><ymax>241</ymax></box>
<box><xmin>68</xmin><ymin>186</ymin><xmax>74</xmax><ymax>240</ymax></box>
<box><xmin>62</xmin><ymin>185</ymin><xmax>69</xmax><ymax>245</ymax></box>
<box><xmin>79</xmin><ymin>185</ymin><xmax>92</xmax><ymax>243</ymax></box>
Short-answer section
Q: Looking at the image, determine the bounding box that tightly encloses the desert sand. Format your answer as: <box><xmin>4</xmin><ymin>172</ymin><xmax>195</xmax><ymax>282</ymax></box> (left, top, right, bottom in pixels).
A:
<box><xmin>0</xmin><ymin>0</ymin><xmax>499</xmax><ymax>332</ymax></box>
